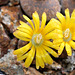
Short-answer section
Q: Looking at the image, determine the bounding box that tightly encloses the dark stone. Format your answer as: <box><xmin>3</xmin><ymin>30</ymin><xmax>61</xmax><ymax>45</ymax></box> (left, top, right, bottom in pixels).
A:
<box><xmin>9</xmin><ymin>0</ymin><xmax>19</xmax><ymax>6</ymax></box>
<box><xmin>0</xmin><ymin>70</ymin><xmax>6</xmax><ymax>75</ymax></box>
<box><xmin>20</xmin><ymin>0</ymin><xmax>61</xmax><ymax>21</ymax></box>
<box><xmin>8</xmin><ymin>38</ymin><xmax>18</xmax><ymax>49</ymax></box>
<box><xmin>18</xmin><ymin>40</ymin><xmax>28</xmax><ymax>48</ymax></box>
<box><xmin>0</xmin><ymin>0</ymin><xmax>9</xmax><ymax>5</ymax></box>
<box><xmin>61</xmin><ymin>0</ymin><xmax>75</xmax><ymax>13</ymax></box>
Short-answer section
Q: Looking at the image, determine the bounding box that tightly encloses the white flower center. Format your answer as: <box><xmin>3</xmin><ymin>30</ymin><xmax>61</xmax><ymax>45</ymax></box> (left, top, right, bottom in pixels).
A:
<box><xmin>63</xmin><ymin>28</ymin><xmax>71</xmax><ymax>42</ymax></box>
<box><xmin>35</xmin><ymin>34</ymin><xmax>42</xmax><ymax>44</ymax></box>
<box><xmin>32</xmin><ymin>33</ymin><xmax>43</xmax><ymax>46</ymax></box>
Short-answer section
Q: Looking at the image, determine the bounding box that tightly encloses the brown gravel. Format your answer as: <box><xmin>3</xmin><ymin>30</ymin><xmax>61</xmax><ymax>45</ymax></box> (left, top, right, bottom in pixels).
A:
<box><xmin>0</xmin><ymin>0</ymin><xmax>9</xmax><ymax>5</ymax></box>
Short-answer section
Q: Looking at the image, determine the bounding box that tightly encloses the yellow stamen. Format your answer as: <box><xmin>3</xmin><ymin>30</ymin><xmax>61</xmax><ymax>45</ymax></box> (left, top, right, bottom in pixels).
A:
<box><xmin>63</xmin><ymin>28</ymin><xmax>72</xmax><ymax>42</ymax></box>
<box><xmin>35</xmin><ymin>34</ymin><xmax>42</xmax><ymax>44</ymax></box>
<box><xmin>32</xmin><ymin>33</ymin><xmax>43</xmax><ymax>46</ymax></box>
<box><xmin>63</xmin><ymin>28</ymin><xmax>70</xmax><ymax>39</ymax></box>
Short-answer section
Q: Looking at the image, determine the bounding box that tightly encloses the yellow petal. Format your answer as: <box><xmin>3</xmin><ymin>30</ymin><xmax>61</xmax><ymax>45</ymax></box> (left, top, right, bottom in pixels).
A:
<box><xmin>44</xmin><ymin>32</ymin><xmax>63</xmax><ymax>40</ymax></box>
<box><xmin>44</xmin><ymin>29</ymin><xmax>62</xmax><ymax>36</ymax></box>
<box><xmin>36</xmin><ymin>55</ymin><xmax>40</xmax><ymax>69</ymax></box>
<box><xmin>56</xmin><ymin>12</ymin><xmax>66</xmax><ymax>30</ymax></box>
<box><xmin>41</xmin><ymin>47</ymin><xmax>53</xmax><ymax>64</ymax></box>
<box><xmin>44</xmin><ymin>29</ymin><xmax>63</xmax><ymax>40</ymax></box>
<box><xmin>13</xmin><ymin>42</ymin><xmax>32</xmax><ymax>55</ymax></box>
<box><xmin>40</xmin><ymin>12</ymin><xmax>46</xmax><ymax>30</ymax></box>
<box><xmin>71</xmin><ymin>9</ymin><xmax>75</xmax><ymax>20</ymax></box>
<box><xmin>39</xmin><ymin>47</ymin><xmax>47</xmax><ymax>63</ymax></box>
<box><xmin>36</xmin><ymin>47</ymin><xmax>44</xmax><ymax>68</ymax></box>
<box><xmin>50</xmin><ymin>18</ymin><xmax>61</xmax><ymax>26</ymax></box>
<box><xmin>70</xmin><ymin>23</ymin><xmax>75</xmax><ymax>32</ymax></box>
<box><xmin>70</xmin><ymin>9</ymin><xmax>75</xmax><ymax>32</ymax></box>
<box><xmin>17</xmin><ymin>27</ymin><xmax>33</xmax><ymax>36</ymax></box>
<box><xmin>19</xmin><ymin>21</ymin><xmax>33</xmax><ymax>32</ymax></box>
<box><xmin>24</xmin><ymin>46</ymin><xmax>35</xmax><ymax>68</ymax></box>
<box><xmin>17</xmin><ymin>53</ymin><xmax>28</xmax><ymax>61</ymax></box>
<box><xmin>53</xmin><ymin>29</ymin><xmax>63</xmax><ymax>34</ymax></box>
<box><xmin>69</xmin><ymin>40</ymin><xmax>75</xmax><ymax>49</ymax></box>
<box><xmin>65</xmin><ymin>8</ymin><xmax>70</xmax><ymax>21</ymax></box>
<box><xmin>23</xmin><ymin>15</ymin><xmax>34</xmax><ymax>30</ymax></box>
<box><xmin>65</xmin><ymin>42</ymin><xmax>72</xmax><ymax>56</ymax></box>
<box><xmin>42</xmin><ymin>45</ymin><xmax>58</xmax><ymax>57</ymax></box>
<box><xmin>43</xmin><ymin>41</ymin><xmax>59</xmax><ymax>50</ymax></box>
<box><xmin>65</xmin><ymin>8</ymin><xmax>70</xmax><ymax>28</ymax></box>
<box><xmin>32</xmin><ymin>11</ymin><xmax>40</xmax><ymax>31</ymax></box>
<box><xmin>58</xmin><ymin>42</ymin><xmax>64</xmax><ymax>55</ymax></box>
<box><xmin>42</xmin><ymin>19</ymin><xmax>61</xmax><ymax>35</ymax></box>
<box><xmin>13</xmin><ymin>30</ymin><xmax>31</xmax><ymax>41</ymax></box>
<box><xmin>72</xmin><ymin>32</ymin><xmax>75</xmax><ymax>40</ymax></box>
<box><xmin>56</xmin><ymin>12</ymin><xmax>65</xmax><ymax>24</ymax></box>
<box><xmin>53</xmin><ymin>39</ymin><xmax>63</xmax><ymax>44</ymax></box>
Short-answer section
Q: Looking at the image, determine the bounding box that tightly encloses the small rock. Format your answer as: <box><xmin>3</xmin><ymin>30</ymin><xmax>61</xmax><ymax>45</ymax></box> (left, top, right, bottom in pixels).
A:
<box><xmin>20</xmin><ymin>0</ymin><xmax>61</xmax><ymax>21</ymax></box>
<box><xmin>43</xmin><ymin>71</ymin><xmax>62</xmax><ymax>75</ymax></box>
<box><xmin>61</xmin><ymin>0</ymin><xmax>75</xmax><ymax>13</ymax></box>
<box><xmin>70</xmin><ymin>70</ymin><xmax>75</xmax><ymax>75</ymax></box>
<box><xmin>0</xmin><ymin>0</ymin><xmax>9</xmax><ymax>5</ymax></box>
<box><xmin>0</xmin><ymin>6</ymin><xmax>20</xmax><ymax>33</ymax></box>
<box><xmin>18</xmin><ymin>40</ymin><xmax>28</xmax><ymax>48</ymax></box>
<box><xmin>0</xmin><ymin>24</ymin><xmax>18</xmax><ymax>57</ymax></box>
<box><xmin>0</xmin><ymin>38</ymin><xmax>18</xmax><ymax>57</ymax></box>
<box><xmin>8</xmin><ymin>38</ymin><xmax>18</xmax><ymax>49</ymax></box>
<box><xmin>0</xmin><ymin>70</ymin><xmax>6</xmax><ymax>75</ymax></box>
<box><xmin>19</xmin><ymin>7</ymin><xmax>27</xmax><ymax>22</ymax></box>
<box><xmin>9</xmin><ymin>0</ymin><xmax>20</xmax><ymax>6</ymax></box>
<box><xmin>0</xmin><ymin>45</ymin><xmax>8</xmax><ymax>58</ymax></box>
<box><xmin>59</xmin><ymin>48</ymin><xmax>67</xmax><ymax>58</ymax></box>
<box><xmin>0</xmin><ymin>23</ymin><xmax>10</xmax><ymax>47</ymax></box>
<box><xmin>0</xmin><ymin>50</ymin><xmax>25</xmax><ymax>75</ymax></box>
<box><xmin>0</xmin><ymin>23</ymin><xmax>10</xmax><ymax>57</ymax></box>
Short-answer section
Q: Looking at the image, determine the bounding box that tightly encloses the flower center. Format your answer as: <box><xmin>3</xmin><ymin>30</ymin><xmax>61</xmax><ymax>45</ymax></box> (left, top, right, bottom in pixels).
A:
<box><xmin>32</xmin><ymin>33</ymin><xmax>43</xmax><ymax>46</ymax></box>
<box><xmin>63</xmin><ymin>28</ymin><xmax>71</xmax><ymax>42</ymax></box>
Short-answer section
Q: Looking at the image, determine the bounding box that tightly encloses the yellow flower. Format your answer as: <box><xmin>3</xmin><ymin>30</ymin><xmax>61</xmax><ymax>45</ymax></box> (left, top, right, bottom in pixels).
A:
<box><xmin>13</xmin><ymin>11</ymin><xmax>59</xmax><ymax>69</ymax></box>
<box><xmin>51</xmin><ymin>8</ymin><xmax>75</xmax><ymax>56</ymax></box>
